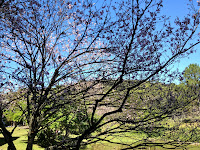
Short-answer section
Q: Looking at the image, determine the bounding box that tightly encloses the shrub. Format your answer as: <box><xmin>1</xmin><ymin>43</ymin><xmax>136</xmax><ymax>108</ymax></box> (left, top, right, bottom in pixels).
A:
<box><xmin>36</xmin><ymin>128</ymin><xmax>57</xmax><ymax>148</ymax></box>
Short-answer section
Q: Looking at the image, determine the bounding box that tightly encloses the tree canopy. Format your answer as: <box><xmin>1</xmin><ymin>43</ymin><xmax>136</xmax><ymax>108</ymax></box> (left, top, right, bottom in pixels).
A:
<box><xmin>182</xmin><ymin>63</ymin><xmax>200</xmax><ymax>87</ymax></box>
<box><xmin>0</xmin><ymin>0</ymin><xmax>200</xmax><ymax>150</ymax></box>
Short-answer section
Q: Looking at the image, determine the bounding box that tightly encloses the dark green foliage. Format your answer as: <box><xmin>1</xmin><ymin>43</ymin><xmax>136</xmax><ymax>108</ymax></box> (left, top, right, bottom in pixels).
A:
<box><xmin>36</xmin><ymin>128</ymin><xmax>57</xmax><ymax>148</ymax></box>
<box><xmin>36</xmin><ymin>104</ymin><xmax>100</xmax><ymax>148</ymax></box>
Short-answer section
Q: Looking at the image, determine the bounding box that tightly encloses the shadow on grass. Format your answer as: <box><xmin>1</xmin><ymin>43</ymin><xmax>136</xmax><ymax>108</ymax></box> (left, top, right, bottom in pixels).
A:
<box><xmin>21</xmin><ymin>140</ymin><xmax>38</xmax><ymax>144</ymax></box>
<box><xmin>0</xmin><ymin>137</ymin><xmax>19</xmax><ymax>146</ymax></box>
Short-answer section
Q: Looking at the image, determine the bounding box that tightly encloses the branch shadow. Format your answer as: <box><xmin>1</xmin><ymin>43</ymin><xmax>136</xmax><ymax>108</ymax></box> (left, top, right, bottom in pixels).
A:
<box><xmin>21</xmin><ymin>140</ymin><xmax>38</xmax><ymax>144</ymax></box>
<box><xmin>0</xmin><ymin>137</ymin><xmax>19</xmax><ymax>146</ymax></box>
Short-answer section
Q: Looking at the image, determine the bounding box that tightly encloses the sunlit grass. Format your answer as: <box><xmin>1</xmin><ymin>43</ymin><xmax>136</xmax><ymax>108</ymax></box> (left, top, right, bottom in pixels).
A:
<box><xmin>85</xmin><ymin>119</ymin><xmax>200</xmax><ymax>150</ymax></box>
<box><xmin>85</xmin><ymin>122</ymin><xmax>148</xmax><ymax>150</ymax></box>
<box><xmin>0</xmin><ymin>127</ymin><xmax>44</xmax><ymax>150</ymax></box>
<box><xmin>1</xmin><ymin>124</ymin><xmax>200</xmax><ymax>150</ymax></box>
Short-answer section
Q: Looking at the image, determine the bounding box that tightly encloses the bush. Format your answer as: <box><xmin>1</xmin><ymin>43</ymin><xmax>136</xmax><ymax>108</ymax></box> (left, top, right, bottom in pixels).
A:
<box><xmin>36</xmin><ymin>128</ymin><xmax>57</xmax><ymax>148</ymax></box>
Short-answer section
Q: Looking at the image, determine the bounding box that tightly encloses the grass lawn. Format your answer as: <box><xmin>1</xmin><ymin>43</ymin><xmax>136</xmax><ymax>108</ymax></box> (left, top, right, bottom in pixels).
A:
<box><xmin>1</xmin><ymin>125</ymin><xmax>200</xmax><ymax>150</ymax></box>
<box><xmin>0</xmin><ymin>126</ymin><xmax>44</xmax><ymax>150</ymax></box>
<box><xmin>85</xmin><ymin>127</ymin><xmax>148</xmax><ymax>150</ymax></box>
<box><xmin>85</xmin><ymin>120</ymin><xmax>200</xmax><ymax>150</ymax></box>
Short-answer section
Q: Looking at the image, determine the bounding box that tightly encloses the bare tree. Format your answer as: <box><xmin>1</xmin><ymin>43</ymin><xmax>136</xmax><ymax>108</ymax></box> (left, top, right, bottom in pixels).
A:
<box><xmin>0</xmin><ymin>0</ymin><xmax>200</xmax><ymax>150</ymax></box>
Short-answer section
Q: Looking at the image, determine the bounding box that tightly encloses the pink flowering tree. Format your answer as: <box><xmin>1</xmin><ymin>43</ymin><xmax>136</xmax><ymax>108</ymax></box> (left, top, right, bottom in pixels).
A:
<box><xmin>0</xmin><ymin>0</ymin><xmax>200</xmax><ymax>149</ymax></box>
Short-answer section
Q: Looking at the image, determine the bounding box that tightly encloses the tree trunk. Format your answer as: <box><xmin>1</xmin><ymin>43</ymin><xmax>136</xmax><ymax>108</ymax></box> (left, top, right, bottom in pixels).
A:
<box><xmin>26</xmin><ymin>116</ymin><xmax>38</xmax><ymax>150</ymax></box>
<box><xmin>0</xmin><ymin>109</ymin><xmax>16</xmax><ymax>150</ymax></box>
<box><xmin>74</xmin><ymin>127</ymin><xmax>94</xmax><ymax>150</ymax></box>
<box><xmin>26</xmin><ymin>132</ymin><xmax>36</xmax><ymax>150</ymax></box>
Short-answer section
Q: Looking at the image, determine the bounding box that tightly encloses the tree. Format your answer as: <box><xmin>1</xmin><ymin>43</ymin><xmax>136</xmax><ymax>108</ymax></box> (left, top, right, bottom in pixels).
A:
<box><xmin>181</xmin><ymin>63</ymin><xmax>200</xmax><ymax>112</ymax></box>
<box><xmin>182</xmin><ymin>64</ymin><xmax>200</xmax><ymax>87</ymax></box>
<box><xmin>0</xmin><ymin>0</ymin><xmax>200</xmax><ymax>150</ymax></box>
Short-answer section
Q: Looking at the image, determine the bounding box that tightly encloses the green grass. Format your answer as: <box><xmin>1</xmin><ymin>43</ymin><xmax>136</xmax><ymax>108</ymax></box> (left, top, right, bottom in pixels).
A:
<box><xmin>87</xmin><ymin>139</ymin><xmax>200</xmax><ymax>150</ymax></box>
<box><xmin>85</xmin><ymin>124</ymin><xmax>148</xmax><ymax>150</ymax></box>
<box><xmin>1</xmin><ymin>125</ymin><xmax>200</xmax><ymax>150</ymax></box>
<box><xmin>85</xmin><ymin>120</ymin><xmax>200</xmax><ymax>150</ymax></box>
<box><xmin>0</xmin><ymin>127</ymin><xmax>44</xmax><ymax>150</ymax></box>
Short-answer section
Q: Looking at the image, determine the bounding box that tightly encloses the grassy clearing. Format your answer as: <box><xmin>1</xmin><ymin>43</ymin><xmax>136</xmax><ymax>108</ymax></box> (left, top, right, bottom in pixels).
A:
<box><xmin>85</xmin><ymin>119</ymin><xmax>200</xmax><ymax>150</ymax></box>
<box><xmin>0</xmin><ymin>127</ymin><xmax>44</xmax><ymax>150</ymax></box>
<box><xmin>1</xmin><ymin>124</ymin><xmax>200</xmax><ymax>150</ymax></box>
<box><xmin>85</xmin><ymin>124</ymin><xmax>149</xmax><ymax>150</ymax></box>
<box><xmin>87</xmin><ymin>139</ymin><xmax>200</xmax><ymax>150</ymax></box>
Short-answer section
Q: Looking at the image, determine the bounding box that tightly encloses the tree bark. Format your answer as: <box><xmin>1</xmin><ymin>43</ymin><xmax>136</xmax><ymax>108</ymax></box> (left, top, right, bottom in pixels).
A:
<box><xmin>0</xmin><ymin>109</ymin><xmax>16</xmax><ymax>150</ymax></box>
<box><xmin>26</xmin><ymin>116</ymin><xmax>38</xmax><ymax>150</ymax></box>
<box><xmin>26</xmin><ymin>132</ymin><xmax>36</xmax><ymax>150</ymax></box>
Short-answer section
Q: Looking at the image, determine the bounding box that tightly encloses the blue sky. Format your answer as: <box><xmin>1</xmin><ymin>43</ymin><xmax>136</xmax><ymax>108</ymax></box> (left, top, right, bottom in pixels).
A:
<box><xmin>161</xmin><ymin>0</ymin><xmax>200</xmax><ymax>83</ymax></box>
